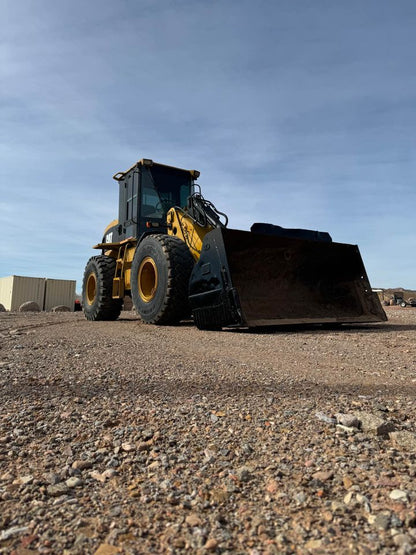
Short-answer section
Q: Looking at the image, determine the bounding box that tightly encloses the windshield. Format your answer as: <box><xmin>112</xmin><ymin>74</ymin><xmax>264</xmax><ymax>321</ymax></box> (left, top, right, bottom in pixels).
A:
<box><xmin>141</xmin><ymin>166</ymin><xmax>192</xmax><ymax>220</ymax></box>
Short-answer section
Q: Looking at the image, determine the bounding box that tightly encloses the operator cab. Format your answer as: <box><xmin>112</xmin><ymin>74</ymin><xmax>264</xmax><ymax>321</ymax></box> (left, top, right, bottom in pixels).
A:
<box><xmin>107</xmin><ymin>159</ymin><xmax>199</xmax><ymax>243</ymax></box>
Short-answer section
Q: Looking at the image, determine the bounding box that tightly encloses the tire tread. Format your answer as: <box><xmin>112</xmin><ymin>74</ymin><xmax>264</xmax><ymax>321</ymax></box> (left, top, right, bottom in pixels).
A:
<box><xmin>82</xmin><ymin>256</ymin><xmax>122</xmax><ymax>321</ymax></box>
<box><xmin>132</xmin><ymin>234</ymin><xmax>194</xmax><ymax>325</ymax></box>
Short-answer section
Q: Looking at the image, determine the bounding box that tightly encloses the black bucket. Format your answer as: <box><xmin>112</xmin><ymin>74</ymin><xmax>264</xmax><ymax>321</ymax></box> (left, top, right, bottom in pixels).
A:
<box><xmin>189</xmin><ymin>227</ymin><xmax>387</xmax><ymax>329</ymax></box>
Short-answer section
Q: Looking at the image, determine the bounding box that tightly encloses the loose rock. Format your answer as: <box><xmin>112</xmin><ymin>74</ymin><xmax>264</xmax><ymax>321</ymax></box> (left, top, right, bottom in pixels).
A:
<box><xmin>390</xmin><ymin>431</ymin><xmax>416</xmax><ymax>451</ymax></box>
<box><xmin>51</xmin><ymin>305</ymin><xmax>71</xmax><ymax>312</ymax></box>
<box><xmin>66</xmin><ymin>477</ymin><xmax>83</xmax><ymax>488</ymax></box>
<box><xmin>19</xmin><ymin>301</ymin><xmax>40</xmax><ymax>312</ymax></box>
<box><xmin>354</xmin><ymin>411</ymin><xmax>395</xmax><ymax>436</ymax></box>
<box><xmin>390</xmin><ymin>489</ymin><xmax>409</xmax><ymax>502</ymax></box>
<box><xmin>335</xmin><ymin>413</ymin><xmax>361</xmax><ymax>428</ymax></box>
<box><xmin>47</xmin><ymin>483</ymin><xmax>69</xmax><ymax>497</ymax></box>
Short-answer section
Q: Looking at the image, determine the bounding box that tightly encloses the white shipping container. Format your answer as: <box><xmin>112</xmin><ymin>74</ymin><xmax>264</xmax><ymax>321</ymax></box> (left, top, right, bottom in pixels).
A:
<box><xmin>0</xmin><ymin>276</ymin><xmax>13</xmax><ymax>310</ymax></box>
<box><xmin>44</xmin><ymin>279</ymin><xmax>76</xmax><ymax>311</ymax></box>
<box><xmin>0</xmin><ymin>275</ymin><xmax>45</xmax><ymax>311</ymax></box>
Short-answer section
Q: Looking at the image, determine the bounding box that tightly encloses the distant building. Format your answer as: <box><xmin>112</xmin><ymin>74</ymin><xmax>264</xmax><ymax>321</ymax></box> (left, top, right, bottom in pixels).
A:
<box><xmin>0</xmin><ymin>275</ymin><xmax>75</xmax><ymax>311</ymax></box>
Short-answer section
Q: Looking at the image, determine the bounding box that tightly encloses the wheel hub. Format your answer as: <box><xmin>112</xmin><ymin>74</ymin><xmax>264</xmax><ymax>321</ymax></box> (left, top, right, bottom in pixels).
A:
<box><xmin>138</xmin><ymin>257</ymin><xmax>158</xmax><ymax>302</ymax></box>
<box><xmin>86</xmin><ymin>272</ymin><xmax>97</xmax><ymax>305</ymax></box>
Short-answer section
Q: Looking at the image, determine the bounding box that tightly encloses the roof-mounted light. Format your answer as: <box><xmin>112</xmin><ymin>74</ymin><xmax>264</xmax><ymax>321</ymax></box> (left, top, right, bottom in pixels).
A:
<box><xmin>190</xmin><ymin>170</ymin><xmax>200</xmax><ymax>179</ymax></box>
<box><xmin>141</xmin><ymin>158</ymin><xmax>153</xmax><ymax>167</ymax></box>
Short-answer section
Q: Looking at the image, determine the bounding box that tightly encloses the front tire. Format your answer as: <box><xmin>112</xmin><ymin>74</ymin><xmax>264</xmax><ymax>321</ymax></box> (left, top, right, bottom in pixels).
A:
<box><xmin>131</xmin><ymin>235</ymin><xmax>194</xmax><ymax>324</ymax></box>
<box><xmin>82</xmin><ymin>256</ymin><xmax>122</xmax><ymax>321</ymax></box>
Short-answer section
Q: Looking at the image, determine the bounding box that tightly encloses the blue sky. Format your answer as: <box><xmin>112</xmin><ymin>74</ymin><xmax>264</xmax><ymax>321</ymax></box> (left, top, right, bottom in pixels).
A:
<box><xmin>1</xmin><ymin>0</ymin><xmax>415</xmax><ymax>290</ymax></box>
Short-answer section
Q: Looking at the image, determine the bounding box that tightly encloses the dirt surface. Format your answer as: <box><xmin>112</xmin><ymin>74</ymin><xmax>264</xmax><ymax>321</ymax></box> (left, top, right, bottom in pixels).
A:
<box><xmin>1</xmin><ymin>306</ymin><xmax>416</xmax><ymax>554</ymax></box>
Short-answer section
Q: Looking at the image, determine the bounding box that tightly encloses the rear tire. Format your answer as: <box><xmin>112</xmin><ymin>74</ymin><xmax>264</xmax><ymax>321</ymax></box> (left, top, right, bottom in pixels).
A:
<box><xmin>131</xmin><ymin>235</ymin><xmax>194</xmax><ymax>324</ymax></box>
<box><xmin>82</xmin><ymin>256</ymin><xmax>122</xmax><ymax>321</ymax></box>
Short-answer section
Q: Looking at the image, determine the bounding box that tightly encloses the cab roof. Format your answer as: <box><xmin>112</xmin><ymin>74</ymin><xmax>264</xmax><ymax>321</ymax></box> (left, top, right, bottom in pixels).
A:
<box><xmin>113</xmin><ymin>158</ymin><xmax>200</xmax><ymax>181</ymax></box>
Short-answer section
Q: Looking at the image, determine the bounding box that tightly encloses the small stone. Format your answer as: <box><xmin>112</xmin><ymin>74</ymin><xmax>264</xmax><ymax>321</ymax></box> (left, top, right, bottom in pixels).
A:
<box><xmin>374</xmin><ymin>512</ymin><xmax>391</xmax><ymax>531</ymax></box>
<box><xmin>72</xmin><ymin>460</ymin><xmax>93</xmax><ymax>470</ymax></box>
<box><xmin>235</xmin><ymin>466</ymin><xmax>252</xmax><ymax>482</ymax></box>
<box><xmin>408</xmin><ymin>529</ymin><xmax>416</xmax><ymax>540</ymax></box>
<box><xmin>90</xmin><ymin>471</ymin><xmax>106</xmax><ymax>483</ymax></box>
<box><xmin>47</xmin><ymin>483</ymin><xmax>69</xmax><ymax>497</ymax></box>
<box><xmin>266</xmin><ymin>479</ymin><xmax>279</xmax><ymax>494</ymax></box>
<box><xmin>141</xmin><ymin>429</ymin><xmax>154</xmax><ymax>441</ymax></box>
<box><xmin>94</xmin><ymin>544</ymin><xmax>120</xmax><ymax>555</ymax></box>
<box><xmin>66</xmin><ymin>477</ymin><xmax>83</xmax><ymax>488</ymax></box>
<box><xmin>357</xmin><ymin>493</ymin><xmax>372</xmax><ymax>512</ymax></box>
<box><xmin>210</xmin><ymin>489</ymin><xmax>230</xmax><ymax>503</ymax></box>
<box><xmin>390</xmin><ymin>513</ymin><xmax>403</xmax><ymax>528</ymax></box>
<box><xmin>331</xmin><ymin>500</ymin><xmax>346</xmax><ymax>512</ymax></box>
<box><xmin>336</xmin><ymin>424</ymin><xmax>356</xmax><ymax>433</ymax></box>
<box><xmin>13</xmin><ymin>474</ymin><xmax>34</xmax><ymax>485</ymax></box>
<box><xmin>159</xmin><ymin>479</ymin><xmax>171</xmax><ymax>490</ymax></box>
<box><xmin>315</xmin><ymin>412</ymin><xmax>336</xmax><ymax>425</ymax></box>
<box><xmin>109</xmin><ymin>506</ymin><xmax>122</xmax><ymax>517</ymax></box>
<box><xmin>51</xmin><ymin>305</ymin><xmax>70</xmax><ymax>312</ymax></box>
<box><xmin>102</xmin><ymin>468</ymin><xmax>117</xmax><ymax>479</ymax></box>
<box><xmin>45</xmin><ymin>472</ymin><xmax>62</xmax><ymax>485</ymax></box>
<box><xmin>241</xmin><ymin>443</ymin><xmax>253</xmax><ymax>454</ymax></box>
<box><xmin>0</xmin><ymin>526</ymin><xmax>29</xmax><ymax>541</ymax></box>
<box><xmin>295</xmin><ymin>491</ymin><xmax>307</xmax><ymax>504</ymax></box>
<box><xmin>21</xmin><ymin>534</ymin><xmax>37</xmax><ymax>548</ymax></box>
<box><xmin>343</xmin><ymin>476</ymin><xmax>354</xmax><ymax>489</ymax></box>
<box><xmin>356</xmin><ymin>493</ymin><xmax>370</xmax><ymax>504</ymax></box>
<box><xmin>121</xmin><ymin>442</ymin><xmax>134</xmax><ymax>452</ymax></box>
<box><xmin>167</xmin><ymin>493</ymin><xmax>180</xmax><ymax>505</ymax></box>
<box><xmin>354</xmin><ymin>411</ymin><xmax>395</xmax><ymax>436</ymax></box>
<box><xmin>389</xmin><ymin>489</ymin><xmax>409</xmax><ymax>502</ymax></box>
<box><xmin>305</xmin><ymin>539</ymin><xmax>323</xmax><ymax>550</ymax></box>
<box><xmin>204</xmin><ymin>538</ymin><xmax>218</xmax><ymax>551</ymax></box>
<box><xmin>65</xmin><ymin>447</ymin><xmax>74</xmax><ymax>458</ymax></box>
<box><xmin>322</xmin><ymin>511</ymin><xmax>333</xmax><ymax>522</ymax></box>
<box><xmin>276</xmin><ymin>533</ymin><xmax>288</xmax><ymax>545</ymax></box>
<box><xmin>335</xmin><ymin>413</ymin><xmax>361</xmax><ymax>428</ymax></box>
<box><xmin>312</xmin><ymin>471</ymin><xmax>333</xmax><ymax>482</ymax></box>
<box><xmin>137</xmin><ymin>441</ymin><xmax>151</xmax><ymax>452</ymax></box>
<box><xmin>19</xmin><ymin>301</ymin><xmax>40</xmax><ymax>312</ymax></box>
<box><xmin>393</xmin><ymin>533</ymin><xmax>412</xmax><ymax>547</ymax></box>
<box><xmin>344</xmin><ymin>492</ymin><xmax>355</xmax><ymax>505</ymax></box>
<box><xmin>185</xmin><ymin>513</ymin><xmax>202</xmax><ymax>527</ymax></box>
<box><xmin>204</xmin><ymin>448</ymin><xmax>216</xmax><ymax>463</ymax></box>
<box><xmin>390</xmin><ymin>431</ymin><xmax>416</xmax><ymax>451</ymax></box>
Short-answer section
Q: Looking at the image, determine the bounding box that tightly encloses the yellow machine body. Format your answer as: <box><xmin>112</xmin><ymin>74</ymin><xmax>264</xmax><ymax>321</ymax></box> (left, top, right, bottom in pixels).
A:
<box><xmin>166</xmin><ymin>207</ymin><xmax>213</xmax><ymax>261</ymax></box>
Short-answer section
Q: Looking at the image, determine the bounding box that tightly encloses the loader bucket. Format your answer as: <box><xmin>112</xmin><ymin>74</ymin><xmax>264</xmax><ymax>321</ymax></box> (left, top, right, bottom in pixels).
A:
<box><xmin>188</xmin><ymin>227</ymin><xmax>387</xmax><ymax>329</ymax></box>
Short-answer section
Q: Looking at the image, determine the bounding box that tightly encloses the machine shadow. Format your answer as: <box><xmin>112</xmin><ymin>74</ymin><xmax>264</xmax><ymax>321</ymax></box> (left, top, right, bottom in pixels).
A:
<box><xmin>4</xmin><ymin>374</ymin><xmax>416</xmax><ymax>405</ymax></box>
<box><xmin>116</xmin><ymin>317</ymin><xmax>416</xmax><ymax>334</ymax></box>
<box><xmin>224</xmin><ymin>322</ymin><xmax>416</xmax><ymax>335</ymax></box>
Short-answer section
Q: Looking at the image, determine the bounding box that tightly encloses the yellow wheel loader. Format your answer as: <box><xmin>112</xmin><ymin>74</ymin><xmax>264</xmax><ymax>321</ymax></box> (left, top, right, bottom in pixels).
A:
<box><xmin>82</xmin><ymin>158</ymin><xmax>386</xmax><ymax>329</ymax></box>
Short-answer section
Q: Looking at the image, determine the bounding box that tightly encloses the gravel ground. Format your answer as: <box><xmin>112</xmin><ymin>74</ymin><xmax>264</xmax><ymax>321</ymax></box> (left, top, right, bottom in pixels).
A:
<box><xmin>1</xmin><ymin>306</ymin><xmax>416</xmax><ymax>554</ymax></box>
